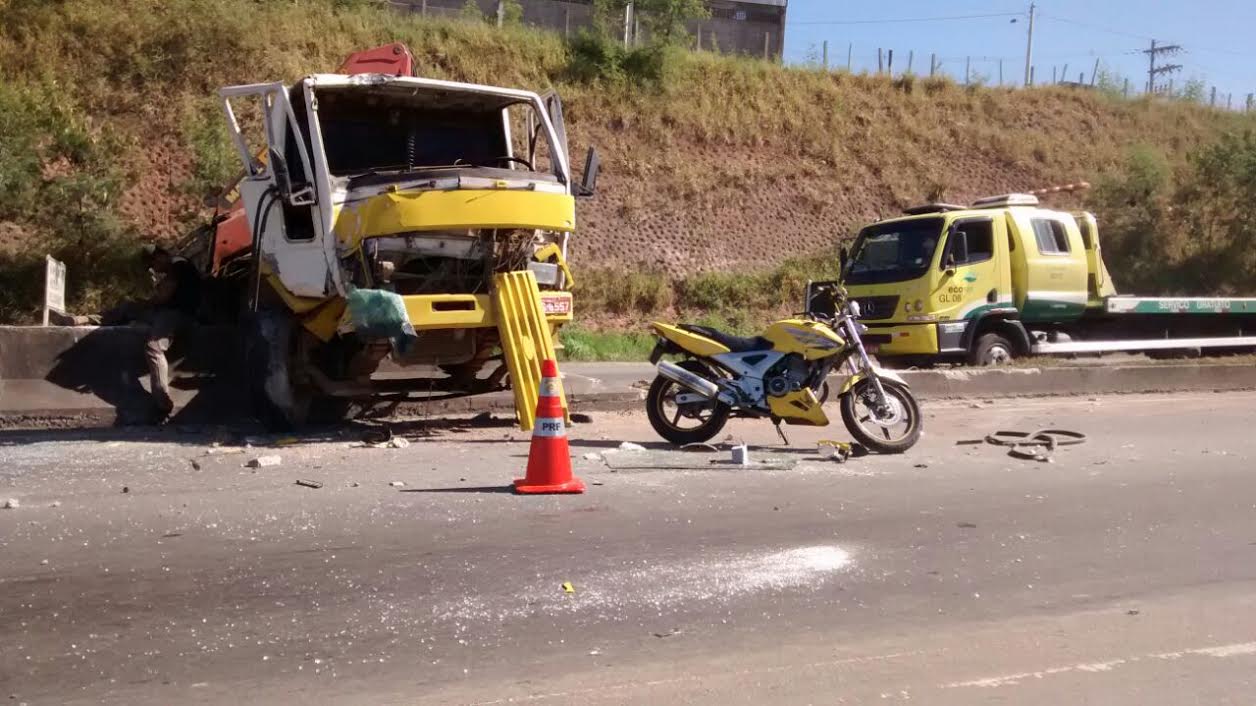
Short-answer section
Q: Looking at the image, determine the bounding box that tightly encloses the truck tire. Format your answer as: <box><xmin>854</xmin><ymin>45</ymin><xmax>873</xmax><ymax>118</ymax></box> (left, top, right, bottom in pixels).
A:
<box><xmin>242</xmin><ymin>311</ymin><xmax>352</xmax><ymax>430</ymax></box>
<box><xmin>969</xmin><ymin>332</ymin><xmax>1015</xmax><ymax>366</ymax></box>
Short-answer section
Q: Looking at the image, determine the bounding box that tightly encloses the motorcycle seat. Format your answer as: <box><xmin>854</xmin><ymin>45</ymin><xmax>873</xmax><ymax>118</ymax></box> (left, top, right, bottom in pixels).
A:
<box><xmin>678</xmin><ymin>324</ymin><xmax>774</xmax><ymax>353</ymax></box>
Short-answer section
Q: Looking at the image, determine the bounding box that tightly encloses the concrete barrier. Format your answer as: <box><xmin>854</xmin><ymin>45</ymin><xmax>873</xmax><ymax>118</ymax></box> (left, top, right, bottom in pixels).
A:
<box><xmin>2</xmin><ymin>325</ymin><xmax>1253</xmax><ymax>429</ymax></box>
<box><xmin>901</xmin><ymin>364</ymin><xmax>1256</xmax><ymax>400</ymax></box>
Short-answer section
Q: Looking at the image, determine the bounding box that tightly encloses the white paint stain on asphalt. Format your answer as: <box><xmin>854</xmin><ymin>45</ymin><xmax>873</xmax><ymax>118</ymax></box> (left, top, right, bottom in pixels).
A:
<box><xmin>436</xmin><ymin>544</ymin><xmax>853</xmax><ymax>623</ymax></box>
<box><xmin>944</xmin><ymin>641</ymin><xmax>1256</xmax><ymax>689</ymax></box>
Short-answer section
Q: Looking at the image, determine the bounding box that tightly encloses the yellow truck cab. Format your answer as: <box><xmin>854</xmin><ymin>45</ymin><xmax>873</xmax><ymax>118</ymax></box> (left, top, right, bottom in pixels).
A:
<box><xmin>826</xmin><ymin>194</ymin><xmax>1256</xmax><ymax>365</ymax></box>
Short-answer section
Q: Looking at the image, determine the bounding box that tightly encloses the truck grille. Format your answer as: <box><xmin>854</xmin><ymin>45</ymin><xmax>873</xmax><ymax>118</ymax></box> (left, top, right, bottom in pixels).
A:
<box><xmin>852</xmin><ymin>295</ymin><xmax>900</xmax><ymax>321</ymax></box>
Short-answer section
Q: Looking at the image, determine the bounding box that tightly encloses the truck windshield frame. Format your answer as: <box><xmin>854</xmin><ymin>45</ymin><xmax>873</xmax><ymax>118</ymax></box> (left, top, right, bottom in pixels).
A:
<box><xmin>846</xmin><ymin>217</ymin><xmax>945</xmax><ymax>285</ymax></box>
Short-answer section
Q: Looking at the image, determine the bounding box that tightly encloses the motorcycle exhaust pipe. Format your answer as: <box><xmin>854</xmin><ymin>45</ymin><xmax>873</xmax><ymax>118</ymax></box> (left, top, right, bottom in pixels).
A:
<box><xmin>656</xmin><ymin>361</ymin><xmax>721</xmax><ymax>400</ymax></box>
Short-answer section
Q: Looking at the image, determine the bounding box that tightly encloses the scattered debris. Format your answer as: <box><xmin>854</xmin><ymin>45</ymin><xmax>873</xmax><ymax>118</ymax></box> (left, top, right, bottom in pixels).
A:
<box><xmin>248</xmin><ymin>455</ymin><xmax>282</xmax><ymax>469</ymax></box>
<box><xmin>588</xmin><ymin>648</ymin><xmax>602</xmax><ymax>656</ymax></box>
<box><xmin>2</xmin><ymin>499</ymin><xmax>18</xmax><ymax>510</ymax></box>
<box><xmin>50</xmin><ymin>501</ymin><xmax>61</xmax><ymax>508</ymax></box>
<box><xmin>389</xmin><ymin>437</ymin><xmax>410</xmax><ymax>449</ymax></box>
<box><xmin>1127</xmin><ymin>609</ymin><xmax>1141</xmax><ymax>616</ymax></box>
<box><xmin>730</xmin><ymin>444</ymin><xmax>750</xmax><ymax>466</ymax></box>
<box><xmin>121</xmin><ymin>486</ymin><xmax>130</xmax><ymax>494</ymax></box>
<box><xmin>206</xmin><ymin>447</ymin><xmax>244</xmax><ymax>456</ymax></box>
<box><xmin>40</xmin><ymin>559</ymin><xmax>48</xmax><ymax>566</ymax></box>
<box><xmin>970</xmin><ymin>429</ymin><xmax>1088</xmax><ymax>462</ymax></box>
<box><xmin>957</xmin><ymin>522</ymin><xmax>978</xmax><ymax>529</ymax></box>
<box><xmin>470</xmin><ymin>411</ymin><xmax>494</xmax><ymax>424</ymax></box>
<box><xmin>561</xmin><ymin>581</ymin><xmax>575</xmax><ymax>594</ymax></box>
<box><xmin>617</xmin><ymin>441</ymin><xmax>647</xmax><ymax>452</ymax></box>
<box><xmin>817</xmin><ymin>440</ymin><xmax>852</xmax><ymax>462</ymax></box>
<box><xmin>349</xmin><ymin>482</ymin><xmax>361</xmax><ymax>488</ymax></box>
<box><xmin>389</xmin><ymin>481</ymin><xmax>406</xmax><ymax>488</ymax></box>
<box><xmin>581</xmin><ymin>452</ymin><xmax>603</xmax><ymax>462</ymax></box>
<box><xmin>295</xmin><ymin>479</ymin><xmax>323</xmax><ymax>489</ymax></box>
<box><xmin>914</xmin><ymin>463</ymin><xmax>929</xmax><ymax>469</ymax></box>
<box><xmin>652</xmin><ymin>628</ymin><xmax>683</xmax><ymax>639</ymax></box>
<box><xmin>570</xmin><ymin>413</ymin><xmax>594</xmax><ymax>424</ymax></box>
<box><xmin>190</xmin><ymin>460</ymin><xmax>201</xmax><ymax>471</ymax></box>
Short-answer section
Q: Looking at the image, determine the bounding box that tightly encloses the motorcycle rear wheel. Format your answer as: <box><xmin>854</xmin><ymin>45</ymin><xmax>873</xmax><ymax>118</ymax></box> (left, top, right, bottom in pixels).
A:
<box><xmin>646</xmin><ymin>360</ymin><xmax>731</xmax><ymax>445</ymax></box>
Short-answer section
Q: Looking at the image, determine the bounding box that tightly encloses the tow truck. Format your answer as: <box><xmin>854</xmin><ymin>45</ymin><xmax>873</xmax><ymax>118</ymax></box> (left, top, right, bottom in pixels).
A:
<box><xmin>811</xmin><ymin>193</ymin><xmax>1256</xmax><ymax>366</ymax></box>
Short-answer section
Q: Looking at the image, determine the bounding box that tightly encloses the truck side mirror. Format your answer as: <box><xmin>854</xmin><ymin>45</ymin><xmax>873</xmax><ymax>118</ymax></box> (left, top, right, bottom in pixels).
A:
<box><xmin>953</xmin><ymin>230</ymin><xmax>970</xmax><ymax>264</ymax></box>
<box><xmin>576</xmin><ymin>147</ymin><xmax>600</xmax><ymax>198</ymax></box>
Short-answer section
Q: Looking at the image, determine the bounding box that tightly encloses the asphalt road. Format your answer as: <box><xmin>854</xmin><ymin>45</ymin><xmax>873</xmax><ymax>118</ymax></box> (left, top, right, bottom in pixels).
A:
<box><xmin>2</xmin><ymin>392</ymin><xmax>1256</xmax><ymax>704</ymax></box>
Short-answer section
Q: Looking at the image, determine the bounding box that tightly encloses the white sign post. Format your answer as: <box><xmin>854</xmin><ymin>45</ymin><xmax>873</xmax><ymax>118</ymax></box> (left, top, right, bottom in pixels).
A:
<box><xmin>43</xmin><ymin>255</ymin><xmax>66</xmax><ymax>326</ymax></box>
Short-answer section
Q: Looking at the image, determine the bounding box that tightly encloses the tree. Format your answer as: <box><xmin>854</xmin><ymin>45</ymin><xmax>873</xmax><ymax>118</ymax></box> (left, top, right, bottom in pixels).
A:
<box><xmin>591</xmin><ymin>0</ymin><xmax>709</xmax><ymax>45</ymax></box>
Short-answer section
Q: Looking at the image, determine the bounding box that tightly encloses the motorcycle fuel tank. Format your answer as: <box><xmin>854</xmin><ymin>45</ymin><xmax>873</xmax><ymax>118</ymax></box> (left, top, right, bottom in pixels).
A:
<box><xmin>762</xmin><ymin>319</ymin><xmax>845</xmax><ymax>360</ymax></box>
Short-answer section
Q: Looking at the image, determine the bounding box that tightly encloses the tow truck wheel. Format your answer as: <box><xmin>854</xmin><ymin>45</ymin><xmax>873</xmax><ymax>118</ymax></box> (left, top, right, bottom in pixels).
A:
<box><xmin>969</xmin><ymin>332</ymin><xmax>1015</xmax><ymax>366</ymax></box>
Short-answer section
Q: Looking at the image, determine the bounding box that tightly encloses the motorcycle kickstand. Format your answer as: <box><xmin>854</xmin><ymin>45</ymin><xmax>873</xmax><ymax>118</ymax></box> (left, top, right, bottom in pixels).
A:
<box><xmin>773</xmin><ymin>420</ymin><xmax>790</xmax><ymax>446</ymax></box>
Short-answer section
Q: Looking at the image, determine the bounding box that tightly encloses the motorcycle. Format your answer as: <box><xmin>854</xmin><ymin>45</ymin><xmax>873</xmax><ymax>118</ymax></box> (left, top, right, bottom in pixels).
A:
<box><xmin>643</xmin><ymin>283</ymin><xmax>922</xmax><ymax>454</ymax></box>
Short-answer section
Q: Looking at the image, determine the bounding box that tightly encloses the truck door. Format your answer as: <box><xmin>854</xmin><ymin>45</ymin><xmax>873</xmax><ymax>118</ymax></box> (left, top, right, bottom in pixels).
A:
<box><xmin>1014</xmin><ymin>212</ymin><xmax>1088</xmax><ymax>322</ymax></box>
<box><xmin>219</xmin><ymin>81</ymin><xmax>340</xmax><ymax>301</ymax></box>
<box><xmin>935</xmin><ymin>217</ymin><xmax>1005</xmax><ymax>320</ymax></box>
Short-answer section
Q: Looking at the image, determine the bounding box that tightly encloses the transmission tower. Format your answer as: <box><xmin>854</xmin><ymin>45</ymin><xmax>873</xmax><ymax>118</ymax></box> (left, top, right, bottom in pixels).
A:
<box><xmin>1144</xmin><ymin>39</ymin><xmax>1183</xmax><ymax>95</ymax></box>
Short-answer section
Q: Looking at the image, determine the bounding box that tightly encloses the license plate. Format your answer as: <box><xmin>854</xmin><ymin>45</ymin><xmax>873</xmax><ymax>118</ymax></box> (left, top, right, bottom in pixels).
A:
<box><xmin>541</xmin><ymin>296</ymin><xmax>572</xmax><ymax>315</ymax></box>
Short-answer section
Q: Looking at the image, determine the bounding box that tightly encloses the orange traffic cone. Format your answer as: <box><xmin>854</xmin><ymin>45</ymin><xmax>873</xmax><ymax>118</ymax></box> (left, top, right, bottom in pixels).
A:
<box><xmin>514</xmin><ymin>359</ymin><xmax>585</xmax><ymax>494</ymax></box>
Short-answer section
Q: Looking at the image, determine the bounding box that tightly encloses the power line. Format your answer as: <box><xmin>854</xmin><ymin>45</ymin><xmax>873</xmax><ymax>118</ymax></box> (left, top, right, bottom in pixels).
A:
<box><xmin>1038</xmin><ymin>13</ymin><xmax>1153</xmax><ymax>41</ymax></box>
<box><xmin>788</xmin><ymin>12</ymin><xmax>1022</xmax><ymax>27</ymax></box>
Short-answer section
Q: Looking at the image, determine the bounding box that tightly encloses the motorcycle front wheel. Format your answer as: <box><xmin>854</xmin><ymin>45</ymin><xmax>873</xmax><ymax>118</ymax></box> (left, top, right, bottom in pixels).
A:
<box><xmin>839</xmin><ymin>378</ymin><xmax>922</xmax><ymax>454</ymax></box>
<box><xmin>646</xmin><ymin>361</ymin><xmax>731</xmax><ymax>445</ymax></box>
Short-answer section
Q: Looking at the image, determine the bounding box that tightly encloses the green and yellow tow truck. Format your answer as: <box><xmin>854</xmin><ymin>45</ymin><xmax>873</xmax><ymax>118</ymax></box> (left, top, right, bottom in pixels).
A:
<box><xmin>810</xmin><ymin>194</ymin><xmax>1256</xmax><ymax>366</ymax></box>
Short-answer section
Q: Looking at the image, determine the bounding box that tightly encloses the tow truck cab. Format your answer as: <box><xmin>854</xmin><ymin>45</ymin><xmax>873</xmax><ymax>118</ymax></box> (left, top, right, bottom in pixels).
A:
<box><xmin>837</xmin><ymin>194</ymin><xmax>1114</xmax><ymax>364</ymax></box>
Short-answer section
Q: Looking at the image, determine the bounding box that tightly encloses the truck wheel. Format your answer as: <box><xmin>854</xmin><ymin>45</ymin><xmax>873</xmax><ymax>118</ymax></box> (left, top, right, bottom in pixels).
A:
<box><xmin>969</xmin><ymin>333</ymin><xmax>1015</xmax><ymax>366</ymax></box>
<box><xmin>242</xmin><ymin>311</ymin><xmax>352</xmax><ymax>430</ymax></box>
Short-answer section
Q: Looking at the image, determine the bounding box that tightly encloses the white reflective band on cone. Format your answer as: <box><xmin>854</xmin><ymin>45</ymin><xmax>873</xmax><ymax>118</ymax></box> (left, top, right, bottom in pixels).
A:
<box><xmin>540</xmin><ymin>378</ymin><xmax>562</xmax><ymax>397</ymax></box>
<box><xmin>532</xmin><ymin>417</ymin><xmax>566</xmax><ymax>438</ymax></box>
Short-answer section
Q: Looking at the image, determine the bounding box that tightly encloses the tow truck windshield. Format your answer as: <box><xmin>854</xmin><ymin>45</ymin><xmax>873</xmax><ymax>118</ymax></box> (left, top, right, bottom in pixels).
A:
<box><xmin>845</xmin><ymin>217</ymin><xmax>944</xmax><ymax>285</ymax></box>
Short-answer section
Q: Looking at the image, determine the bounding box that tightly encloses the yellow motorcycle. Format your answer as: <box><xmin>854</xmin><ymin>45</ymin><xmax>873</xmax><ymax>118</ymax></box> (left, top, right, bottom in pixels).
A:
<box><xmin>645</xmin><ymin>283</ymin><xmax>922</xmax><ymax>453</ymax></box>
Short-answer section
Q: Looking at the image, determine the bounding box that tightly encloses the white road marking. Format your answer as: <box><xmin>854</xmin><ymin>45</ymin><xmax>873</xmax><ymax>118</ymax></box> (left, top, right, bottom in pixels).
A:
<box><xmin>468</xmin><ymin>650</ymin><xmax>924</xmax><ymax>705</ymax></box>
<box><xmin>944</xmin><ymin>641</ymin><xmax>1256</xmax><ymax>689</ymax></box>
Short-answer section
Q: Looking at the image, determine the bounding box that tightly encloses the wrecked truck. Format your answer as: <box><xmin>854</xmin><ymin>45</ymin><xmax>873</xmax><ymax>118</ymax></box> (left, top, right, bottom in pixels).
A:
<box><xmin>189</xmin><ymin>43</ymin><xmax>599</xmax><ymax>430</ymax></box>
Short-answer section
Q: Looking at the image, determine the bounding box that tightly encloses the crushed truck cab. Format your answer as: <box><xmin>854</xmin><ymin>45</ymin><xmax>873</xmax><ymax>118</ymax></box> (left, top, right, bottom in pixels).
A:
<box><xmin>207</xmin><ymin>44</ymin><xmax>598</xmax><ymax>429</ymax></box>
<box><xmin>825</xmin><ymin>193</ymin><xmax>1256</xmax><ymax>366</ymax></box>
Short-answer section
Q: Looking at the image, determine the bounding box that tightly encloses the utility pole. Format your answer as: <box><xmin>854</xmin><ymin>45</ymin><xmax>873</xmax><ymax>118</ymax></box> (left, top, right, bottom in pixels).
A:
<box><xmin>847</xmin><ymin>43</ymin><xmax>853</xmax><ymax>71</ymax></box>
<box><xmin>1023</xmin><ymin>2</ymin><xmax>1036</xmax><ymax>87</ymax></box>
<box><xmin>822</xmin><ymin>40</ymin><xmax>828</xmax><ymax>69</ymax></box>
<box><xmin>496</xmin><ymin>0</ymin><xmax>504</xmax><ymax>28</ymax></box>
<box><xmin>623</xmin><ymin>2</ymin><xmax>633</xmax><ymax>48</ymax></box>
<box><xmin>1144</xmin><ymin>39</ymin><xmax>1183</xmax><ymax>95</ymax></box>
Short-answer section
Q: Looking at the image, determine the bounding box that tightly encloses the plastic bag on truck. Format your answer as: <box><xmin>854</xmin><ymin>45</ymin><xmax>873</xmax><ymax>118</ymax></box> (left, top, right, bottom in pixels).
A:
<box><xmin>345</xmin><ymin>288</ymin><xmax>417</xmax><ymax>355</ymax></box>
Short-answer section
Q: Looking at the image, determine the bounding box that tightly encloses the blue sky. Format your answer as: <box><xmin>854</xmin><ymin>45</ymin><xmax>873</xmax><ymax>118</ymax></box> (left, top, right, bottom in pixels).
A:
<box><xmin>781</xmin><ymin>1</ymin><xmax>1256</xmax><ymax>105</ymax></box>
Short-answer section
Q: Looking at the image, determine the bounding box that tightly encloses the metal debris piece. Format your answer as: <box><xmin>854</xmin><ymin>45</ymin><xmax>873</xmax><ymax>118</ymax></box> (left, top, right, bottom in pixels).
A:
<box><xmin>248</xmin><ymin>455</ymin><xmax>282</xmax><ymax>468</ymax></box>
<box><xmin>561</xmin><ymin>581</ymin><xmax>575</xmax><ymax>594</ymax></box>
<box><xmin>295</xmin><ymin>479</ymin><xmax>323</xmax><ymax>489</ymax></box>
<box><xmin>389</xmin><ymin>481</ymin><xmax>406</xmax><ymax>487</ymax></box>
<box><xmin>581</xmin><ymin>452</ymin><xmax>603</xmax><ymax>462</ymax></box>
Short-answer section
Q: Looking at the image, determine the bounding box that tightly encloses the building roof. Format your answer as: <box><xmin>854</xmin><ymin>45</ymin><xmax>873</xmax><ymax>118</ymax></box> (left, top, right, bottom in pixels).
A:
<box><xmin>727</xmin><ymin>0</ymin><xmax>787</xmax><ymax>6</ymax></box>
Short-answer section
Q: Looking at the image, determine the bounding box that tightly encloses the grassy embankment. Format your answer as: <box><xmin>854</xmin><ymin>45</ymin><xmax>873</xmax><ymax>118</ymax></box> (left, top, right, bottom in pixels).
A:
<box><xmin>2</xmin><ymin>0</ymin><xmax>1254</xmax><ymax>361</ymax></box>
